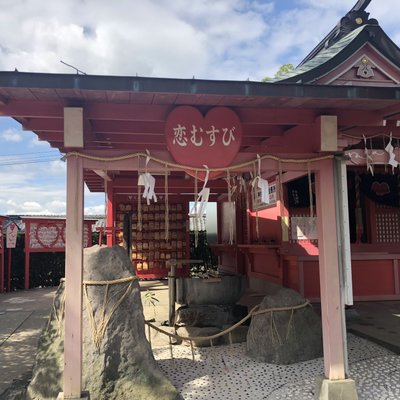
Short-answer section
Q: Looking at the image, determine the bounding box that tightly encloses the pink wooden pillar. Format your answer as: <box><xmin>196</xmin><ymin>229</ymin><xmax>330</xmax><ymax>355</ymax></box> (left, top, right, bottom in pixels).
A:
<box><xmin>62</xmin><ymin>155</ymin><xmax>84</xmax><ymax>398</ymax></box>
<box><xmin>315</xmin><ymin>159</ymin><xmax>346</xmax><ymax>380</ymax></box>
<box><xmin>106</xmin><ymin>180</ymin><xmax>114</xmax><ymax>247</ymax></box>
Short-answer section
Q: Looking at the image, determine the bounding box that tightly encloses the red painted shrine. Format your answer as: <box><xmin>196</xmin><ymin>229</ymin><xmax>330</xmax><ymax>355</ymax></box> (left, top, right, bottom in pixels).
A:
<box><xmin>0</xmin><ymin>0</ymin><xmax>400</xmax><ymax>395</ymax></box>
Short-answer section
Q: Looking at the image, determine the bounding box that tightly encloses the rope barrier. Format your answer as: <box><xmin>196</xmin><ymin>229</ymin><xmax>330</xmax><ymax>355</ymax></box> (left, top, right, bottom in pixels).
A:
<box><xmin>145</xmin><ymin>300</ymin><xmax>311</xmax><ymax>360</ymax></box>
<box><xmin>63</xmin><ymin>151</ymin><xmax>334</xmax><ymax>172</ymax></box>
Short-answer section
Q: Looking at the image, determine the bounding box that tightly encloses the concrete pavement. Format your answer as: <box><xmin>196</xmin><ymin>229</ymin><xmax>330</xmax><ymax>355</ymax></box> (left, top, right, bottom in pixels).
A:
<box><xmin>0</xmin><ymin>287</ymin><xmax>56</xmax><ymax>395</ymax></box>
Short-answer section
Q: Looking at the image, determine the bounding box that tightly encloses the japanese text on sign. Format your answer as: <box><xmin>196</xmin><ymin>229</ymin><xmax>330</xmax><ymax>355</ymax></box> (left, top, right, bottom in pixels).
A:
<box><xmin>172</xmin><ymin>124</ymin><xmax>237</xmax><ymax>147</ymax></box>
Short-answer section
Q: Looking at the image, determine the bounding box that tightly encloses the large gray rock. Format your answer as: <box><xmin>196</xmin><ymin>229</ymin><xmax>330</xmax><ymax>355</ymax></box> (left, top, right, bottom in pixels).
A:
<box><xmin>176</xmin><ymin>326</ymin><xmax>223</xmax><ymax>347</ymax></box>
<box><xmin>175</xmin><ymin>304</ymin><xmax>248</xmax><ymax>329</ymax></box>
<box><xmin>26</xmin><ymin>245</ymin><xmax>178</xmax><ymax>400</ymax></box>
<box><xmin>246</xmin><ymin>282</ymin><xmax>323</xmax><ymax>364</ymax></box>
<box><xmin>176</xmin><ymin>275</ymin><xmax>245</xmax><ymax>305</ymax></box>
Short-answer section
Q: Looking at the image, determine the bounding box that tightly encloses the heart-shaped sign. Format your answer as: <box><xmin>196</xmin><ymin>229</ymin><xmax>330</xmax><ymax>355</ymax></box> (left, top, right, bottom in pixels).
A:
<box><xmin>371</xmin><ymin>181</ymin><xmax>390</xmax><ymax>197</ymax></box>
<box><xmin>35</xmin><ymin>223</ymin><xmax>61</xmax><ymax>248</ymax></box>
<box><xmin>165</xmin><ymin>106</ymin><xmax>242</xmax><ymax>180</ymax></box>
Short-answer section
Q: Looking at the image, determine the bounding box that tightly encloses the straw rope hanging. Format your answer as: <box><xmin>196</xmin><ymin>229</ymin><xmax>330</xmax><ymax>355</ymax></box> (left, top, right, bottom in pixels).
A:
<box><xmin>137</xmin><ymin>184</ymin><xmax>142</xmax><ymax>232</ymax></box>
<box><xmin>164</xmin><ymin>169</ymin><xmax>170</xmax><ymax>242</ymax></box>
<box><xmin>278</xmin><ymin>160</ymin><xmax>284</xmax><ymax>210</ymax></box>
<box><xmin>307</xmin><ymin>162</ymin><xmax>314</xmax><ymax>218</ymax></box>
<box><xmin>193</xmin><ymin>170</ymin><xmax>199</xmax><ymax>248</ymax></box>
<box><xmin>227</xmin><ymin>169</ymin><xmax>234</xmax><ymax>245</ymax></box>
<box><xmin>251</xmin><ymin>162</ymin><xmax>260</xmax><ymax>241</ymax></box>
<box><xmin>63</xmin><ymin>151</ymin><xmax>334</xmax><ymax>172</ymax></box>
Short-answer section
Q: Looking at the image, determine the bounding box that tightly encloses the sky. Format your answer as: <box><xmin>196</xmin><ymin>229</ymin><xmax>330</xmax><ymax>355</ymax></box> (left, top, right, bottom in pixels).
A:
<box><xmin>0</xmin><ymin>0</ymin><xmax>400</xmax><ymax>216</ymax></box>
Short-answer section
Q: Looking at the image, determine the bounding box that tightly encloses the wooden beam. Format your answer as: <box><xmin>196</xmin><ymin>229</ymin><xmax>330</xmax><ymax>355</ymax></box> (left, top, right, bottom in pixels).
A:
<box><xmin>334</xmin><ymin>109</ymin><xmax>384</xmax><ymax>126</ymax></box>
<box><xmin>0</xmin><ymin>100</ymin><xmax>64</xmax><ymax>118</ymax></box>
<box><xmin>23</xmin><ymin>118</ymin><xmax>63</xmax><ymax>132</ymax></box>
<box><xmin>236</xmin><ymin>108</ymin><xmax>318</xmax><ymax>125</ymax></box>
<box><xmin>85</xmin><ymin>103</ymin><xmax>171</xmax><ymax>121</ymax></box>
<box><xmin>64</xmin><ymin>107</ymin><xmax>84</xmax><ymax>148</ymax></box>
<box><xmin>317</xmin><ymin>115</ymin><xmax>337</xmax><ymax>152</ymax></box>
<box><xmin>93</xmin><ymin>170</ymin><xmax>112</xmax><ymax>181</ymax></box>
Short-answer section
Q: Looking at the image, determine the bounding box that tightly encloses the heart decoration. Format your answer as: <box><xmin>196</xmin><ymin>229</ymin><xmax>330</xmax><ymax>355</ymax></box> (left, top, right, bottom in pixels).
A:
<box><xmin>165</xmin><ymin>106</ymin><xmax>242</xmax><ymax>180</ymax></box>
<box><xmin>371</xmin><ymin>181</ymin><xmax>390</xmax><ymax>197</ymax></box>
<box><xmin>35</xmin><ymin>223</ymin><xmax>61</xmax><ymax>248</ymax></box>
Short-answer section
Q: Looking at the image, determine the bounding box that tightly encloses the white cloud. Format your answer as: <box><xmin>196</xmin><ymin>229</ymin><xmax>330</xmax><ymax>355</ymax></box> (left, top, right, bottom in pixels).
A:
<box><xmin>22</xmin><ymin>201</ymin><xmax>41</xmax><ymax>211</ymax></box>
<box><xmin>0</xmin><ymin>128</ymin><xmax>23</xmax><ymax>142</ymax></box>
<box><xmin>84</xmin><ymin>204</ymin><xmax>105</xmax><ymax>215</ymax></box>
<box><xmin>29</xmin><ymin>136</ymin><xmax>51</xmax><ymax>147</ymax></box>
<box><xmin>1</xmin><ymin>0</ymin><xmax>400</xmax><ymax>215</ymax></box>
<box><xmin>0</xmin><ymin>0</ymin><xmax>398</xmax><ymax>82</ymax></box>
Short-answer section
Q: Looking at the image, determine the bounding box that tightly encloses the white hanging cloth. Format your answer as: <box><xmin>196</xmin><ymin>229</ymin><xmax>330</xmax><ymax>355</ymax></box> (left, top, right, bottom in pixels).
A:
<box><xmin>385</xmin><ymin>133</ymin><xmax>398</xmax><ymax>171</ymax></box>
<box><xmin>252</xmin><ymin>154</ymin><xmax>269</xmax><ymax>204</ymax></box>
<box><xmin>190</xmin><ymin>166</ymin><xmax>210</xmax><ymax>221</ymax></box>
<box><xmin>363</xmin><ymin>135</ymin><xmax>374</xmax><ymax>176</ymax></box>
<box><xmin>138</xmin><ymin>152</ymin><xmax>157</xmax><ymax>205</ymax></box>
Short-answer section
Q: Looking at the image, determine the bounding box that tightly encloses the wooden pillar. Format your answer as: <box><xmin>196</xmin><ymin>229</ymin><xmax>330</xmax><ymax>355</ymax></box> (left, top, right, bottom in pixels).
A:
<box><xmin>315</xmin><ymin>159</ymin><xmax>347</xmax><ymax>380</ymax></box>
<box><xmin>63</xmin><ymin>155</ymin><xmax>84</xmax><ymax>398</ymax></box>
<box><xmin>106</xmin><ymin>180</ymin><xmax>114</xmax><ymax>247</ymax></box>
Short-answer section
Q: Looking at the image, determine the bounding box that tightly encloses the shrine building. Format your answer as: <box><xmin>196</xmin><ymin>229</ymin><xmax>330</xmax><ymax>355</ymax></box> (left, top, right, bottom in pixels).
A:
<box><xmin>0</xmin><ymin>0</ymin><xmax>399</xmax><ymax>398</ymax></box>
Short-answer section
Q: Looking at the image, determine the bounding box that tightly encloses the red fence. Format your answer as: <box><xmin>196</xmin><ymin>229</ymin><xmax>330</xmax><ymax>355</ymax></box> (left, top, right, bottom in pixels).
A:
<box><xmin>23</xmin><ymin>217</ymin><xmax>95</xmax><ymax>289</ymax></box>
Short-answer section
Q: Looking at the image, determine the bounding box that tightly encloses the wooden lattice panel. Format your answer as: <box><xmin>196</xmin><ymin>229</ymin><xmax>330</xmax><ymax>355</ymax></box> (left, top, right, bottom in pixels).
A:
<box><xmin>375</xmin><ymin>204</ymin><xmax>400</xmax><ymax>243</ymax></box>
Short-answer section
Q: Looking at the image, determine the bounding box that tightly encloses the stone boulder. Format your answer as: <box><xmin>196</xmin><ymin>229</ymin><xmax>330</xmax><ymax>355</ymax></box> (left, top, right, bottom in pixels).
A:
<box><xmin>175</xmin><ymin>304</ymin><xmax>248</xmax><ymax>329</ymax></box>
<box><xmin>26</xmin><ymin>245</ymin><xmax>178</xmax><ymax>400</ymax></box>
<box><xmin>246</xmin><ymin>282</ymin><xmax>323</xmax><ymax>364</ymax></box>
<box><xmin>176</xmin><ymin>275</ymin><xmax>245</xmax><ymax>305</ymax></box>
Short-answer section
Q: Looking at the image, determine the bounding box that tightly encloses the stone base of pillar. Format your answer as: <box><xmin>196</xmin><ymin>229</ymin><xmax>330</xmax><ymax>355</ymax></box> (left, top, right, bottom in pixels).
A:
<box><xmin>57</xmin><ymin>391</ymin><xmax>90</xmax><ymax>400</ymax></box>
<box><xmin>316</xmin><ymin>378</ymin><xmax>358</xmax><ymax>400</ymax></box>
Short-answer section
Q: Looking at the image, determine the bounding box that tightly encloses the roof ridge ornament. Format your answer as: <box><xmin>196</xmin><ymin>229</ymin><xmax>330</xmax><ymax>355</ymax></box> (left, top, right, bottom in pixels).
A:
<box><xmin>298</xmin><ymin>0</ymin><xmax>377</xmax><ymax>67</ymax></box>
<box><xmin>325</xmin><ymin>5</ymin><xmax>379</xmax><ymax>50</ymax></box>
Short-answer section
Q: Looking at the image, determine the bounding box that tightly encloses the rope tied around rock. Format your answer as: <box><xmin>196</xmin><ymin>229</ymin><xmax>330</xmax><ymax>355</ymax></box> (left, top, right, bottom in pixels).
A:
<box><xmin>146</xmin><ymin>299</ymin><xmax>311</xmax><ymax>361</ymax></box>
<box><xmin>55</xmin><ymin>276</ymin><xmax>138</xmax><ymax>350</ymax></box>
<box><xmin>83</xmin><ymin>276</ymin><xmax>137</xmax><ymax>350</ymax></box>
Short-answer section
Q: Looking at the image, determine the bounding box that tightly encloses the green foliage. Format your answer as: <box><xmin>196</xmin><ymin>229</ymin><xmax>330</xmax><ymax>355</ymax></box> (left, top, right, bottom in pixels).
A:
<box><xmin>144</xmin><ymin>289</ymin><xmax>159</xmax><ymax>319</ymax></box>
<box><xmin>262</xmin><ymin>63</ymin><xmax>295</xmax><ymax>82</ymax></box>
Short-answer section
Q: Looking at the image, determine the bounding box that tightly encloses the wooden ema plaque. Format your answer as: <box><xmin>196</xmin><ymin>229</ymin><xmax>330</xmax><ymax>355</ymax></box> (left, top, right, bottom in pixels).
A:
<box><xmin>115</xmin><ymin>195</ymin><xmax>190</xmax><ymax>279</ymax></box>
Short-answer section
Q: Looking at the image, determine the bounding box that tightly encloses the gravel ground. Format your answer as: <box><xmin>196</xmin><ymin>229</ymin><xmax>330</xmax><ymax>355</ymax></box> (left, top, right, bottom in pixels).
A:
<box><xmin>153</xmin><ymin>333</ymin><xmax>400</xmax><ymax>400</ymax></box>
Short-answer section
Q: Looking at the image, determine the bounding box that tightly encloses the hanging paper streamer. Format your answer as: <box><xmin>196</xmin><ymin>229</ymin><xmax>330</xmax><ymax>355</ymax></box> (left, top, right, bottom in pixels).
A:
<box><xmin>138</xmin><ymin>173</ymin><xmax>157</xmax><ymax>205</ymax></box>
<box><xmin>251</xmin><ymin>154</ymin><xmax>269</xmax><ymax>204</ymax></box>
<box><xmin>363</xmin><ymin>135</ymin><xmax>374</xmax><ymax>176</ymax></box>
<box><xmin>190</xmin><ymin>166</ymin><xmax>210</xmax><ymax>247</ymax></box>
<box><xmin>385</xmin><ymin>132</ymin><xmax>398</xmax><ymax>172</ymax></box>
<box><xmin>138</xmin><ymin>151</ymin><xmax>158</xmax><ymax>205</ymax></box>
<box><xmin>164</xmin><ymin>169</ymin><xmax>170</xmax><ymax>242</ymax></box>
<box><xmin>227</xmin><ymin>169</ymin><xmax>235</xmax><ymax>245</ymax></box>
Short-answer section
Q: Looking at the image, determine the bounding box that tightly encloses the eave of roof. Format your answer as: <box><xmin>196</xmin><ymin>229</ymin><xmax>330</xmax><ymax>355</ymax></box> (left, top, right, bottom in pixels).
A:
<box><xmin>275</xmin><ymin>24</ymin><xmax>400</xmax><ymax>84</ymax></box>
<box><xmin>2</xmin><ymin>70</ymin><xmax>400</xmax><ymax>103</ymax></box>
